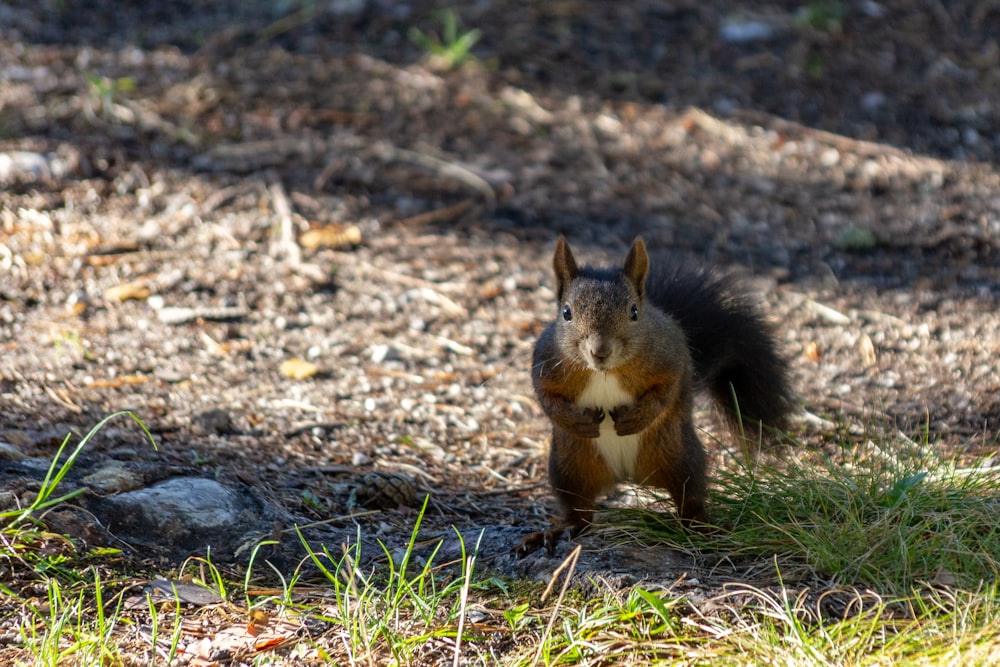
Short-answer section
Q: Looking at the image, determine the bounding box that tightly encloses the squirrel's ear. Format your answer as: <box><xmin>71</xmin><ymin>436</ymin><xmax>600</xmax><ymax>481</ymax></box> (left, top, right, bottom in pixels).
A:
<box><xmin>623</xmin><ymin>238</ymin><xmax>649</xmax><ymax>298</ymax></box>
<box><xmin>553</xmin><ymin>236</ymin><xmax>578</xmax><ymax>302</ymax></box>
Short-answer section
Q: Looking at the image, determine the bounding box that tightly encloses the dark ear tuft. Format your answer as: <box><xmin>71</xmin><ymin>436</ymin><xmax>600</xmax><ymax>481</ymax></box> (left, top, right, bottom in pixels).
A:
<box><xmin>552</xmin><ymin>236</ymin><xmax>578</xmax><ymax>303</ymax></box>
<box><xmin>623</xmin><ymin>238</ymin><xmax>649</xmax><ymax>299</ymax></box>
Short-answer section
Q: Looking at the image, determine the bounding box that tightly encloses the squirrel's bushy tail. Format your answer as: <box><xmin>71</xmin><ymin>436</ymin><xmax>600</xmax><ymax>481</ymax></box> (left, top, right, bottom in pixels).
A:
<box><xmin>646</xmin><ymin>263</ymin><xmax>794</xmax><ymax>444</ymax></box>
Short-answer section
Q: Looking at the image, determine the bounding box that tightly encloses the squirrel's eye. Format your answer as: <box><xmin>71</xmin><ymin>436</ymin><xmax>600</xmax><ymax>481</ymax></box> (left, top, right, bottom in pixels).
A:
<box><xmin>629</xmin><ymin>304</ymin><xmax>638</xmax><ymax>321</ymax></box>
<box><xmin>562</xmin><ymin>305</ymin><xmax>572</xmax><ymax>321</ymax></box>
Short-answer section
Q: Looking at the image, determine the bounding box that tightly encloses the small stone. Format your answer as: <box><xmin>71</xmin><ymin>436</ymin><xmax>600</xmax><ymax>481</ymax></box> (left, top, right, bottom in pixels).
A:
<box><xmin>0</xmin><ymin>430</ymin><xmax>31</xmax><ymax>447</ymax></box>
<box><xmin>0</xmin><ymin>151</ymin><xmax>52</xmax><ymax>183</ymax></box>
<box><xmin>820</xmin><ymin>148</ymin><xmax>840</xmax><ymax>167</ymax></box>
<box><xmin>371</xmin><ymin>344</ymin><xmax>390</xmax><ymax>363</ymax></box>
<box><xmin>861</xmin><ymin>91</ymin><xmax>886</xmax><ymax>112</ymax></box>
<box><xmin>0</xmin><ymin>441</ymin><xmax>27</xmax><ymax>462</ymax></box>
<box><xmin>195</xmin><ymin>408</ymin><xmax>237</xmax><ymax>435</ymax></box>
<box><xmin>83</xmin><ymin>465</ymin><xmax>144</xmax><ymax>493</ymax></box>
<box><xmin>371</xmin><ymin>344</ymin><xmax>403</xmax><ymax>363</ymax></box>
<box><xmin>0</xmin><ymin>491</ymin><xmax>18</xmax><ymax>510</ymax></box>
<box><xmin>719</xmin><ymin>19</ymin><xmax>776</xmax><ymax>44</ymax></box>
<box><xmin>859</xmin><ymin>1</ymin><xmax>885</xmax><ymax>18</ymax></box>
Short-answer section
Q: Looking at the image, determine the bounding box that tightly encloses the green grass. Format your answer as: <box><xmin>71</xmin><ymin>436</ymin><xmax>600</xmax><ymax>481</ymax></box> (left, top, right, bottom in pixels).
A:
<box><xmin>714</xmin><ymin>441</ymin><xmax>1000</xmax><ymax>595</ymax></box>
<box><xmin>270</xmin><ymin>497</ymin><xmax>484</xmax><ymax>665</ymax></box>
<box><xmin>1</xmin><ymin>413</ymin><xmax>999</xmax><ymax>665</ymax></box>
<box><xmin>408</xmin><ymin>9</ymin><xmax>482</xmax><ymax>70</ymax></box>
<box><xmin>610</xmin><ymin>437</ymin><xmax>1000</xmax><ymax>591</ymax></box>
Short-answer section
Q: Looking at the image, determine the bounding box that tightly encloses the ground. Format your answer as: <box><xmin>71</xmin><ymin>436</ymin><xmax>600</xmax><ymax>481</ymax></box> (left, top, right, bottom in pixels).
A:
<box><xmin>1</xmin><ymin>0</ymin><xmax>999</xmax><ymax>656</ymax></box>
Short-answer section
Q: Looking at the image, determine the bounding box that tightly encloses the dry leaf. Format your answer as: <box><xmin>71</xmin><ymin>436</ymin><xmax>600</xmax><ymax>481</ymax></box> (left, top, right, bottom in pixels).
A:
<box><xmin>804</xmin><ymin>340</ymin><xmax>822</xmax><ymax>362</ymax></box>
<box><xmin>247</xmin><ymin>609</ymin><xmax>271</xmax><ymax>636</ymax></box>
<box><xmin>280</xmin><ymin>358</ymin><xmax>318</xmax><ymax>379</ymax></box>
<box><xmin>299</xmin><ymin>223</ymin><xmax>362</xmax><ymax>249</ymax></box>
<box><xmin>253</xmin><ymin>635</ymin><xmax>291</xmax><ymax>651</ymax></box>
<box><xmin>104</xmin><ymin>282</ymin><xmax>151</xmax><ymax>302</ymax></box>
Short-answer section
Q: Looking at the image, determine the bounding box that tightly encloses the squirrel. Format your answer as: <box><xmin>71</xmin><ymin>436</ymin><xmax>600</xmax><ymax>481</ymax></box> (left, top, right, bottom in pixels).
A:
<box><xmin>516</xmin><ymin>236</ymin><xmax>794</xmax><ymax>556</ymax></box>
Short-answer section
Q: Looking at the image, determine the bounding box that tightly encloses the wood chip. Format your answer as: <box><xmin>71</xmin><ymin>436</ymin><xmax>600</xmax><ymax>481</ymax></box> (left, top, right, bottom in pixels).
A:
<box><xmin>859</xmin><ymin>334</ymin><xmax>877</xmax><ymax>368</ymax></box>
<box><xmin>86</xmin><ymin>375</ymin><xmax>150</xmax><ymax>389</ymax></box>
<box><xmin>104</xmin><ymin>282</ymin><xmax>152</xmax><ymax>302</ymax></box>
<box><xmin>299</xmin><ymin>223</ymin><xmax>363</xmax><ymax>249</ymax></box>
<box><xmin>279</xmin><ymin>358</ymin><xmax>318</xmax><ymax>379</ymax></box>
<box><xmin>155</xmin><ymin>306</ymin><xmax>248</xmax><ymax>325</ymax></box>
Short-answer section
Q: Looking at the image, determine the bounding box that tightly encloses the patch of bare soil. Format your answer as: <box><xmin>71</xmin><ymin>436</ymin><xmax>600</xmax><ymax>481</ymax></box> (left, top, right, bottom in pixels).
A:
<box><xmin>1</xmin><ymin>0</ymin><xmax>998</xmax><ymax>613</ymax></box>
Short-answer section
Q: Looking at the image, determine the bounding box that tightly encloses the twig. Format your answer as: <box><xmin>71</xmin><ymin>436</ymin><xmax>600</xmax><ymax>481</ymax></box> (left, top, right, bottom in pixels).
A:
<box><xmin>155</xmin><ymin>305</ymin><xmax>249</xmax><ymax>325</ymax></box>
<box><xmin>199</xmin><ymin>182</ymin><xmax>259</xmax><ymax>215</ymax></box>
<box><xmin>267</xmin><ymin>172</ymin><xmax>302</xmax><ymax>266</ymax></box>
<box><xmin>391</xmin><ymin>199</ymin><xmax>476</xmax><ymax>227</ymax></box>
<box><xmin>687</xmin><ymin>106</ymin><xmax>945</xmax><ymax>168</ymax></box>
<box><xmin>254</xmin><ymin>2</ymin><xmax>317</xmax><ymax>45</ymax></box>
<box><xmin>406</xmin><ymin>287</ymin><xmax>468</xmax><ymax>318</ymax></box>
<box><xmin>452</xmin><ymin>552</ymin><xmax>475</xmax><ymax>667</ymax></box>
<box><xmin>375</xmin><ymin>142</ymin><xmax>496</xmax><ymax>213</ymax></box>
<box><xmin>45</xmin><ymin>385</ymin><xmax>82</xmax><ymax>413</ymax></box>
<box><xmin>806</xmin><ymin>299</ymin><xmax>851</xmax><ymax>325</ymax></box>
<box><xmin>533</xmin><ymin>545</ymin><xmax>582</xmax><ymax>666</ymax></box>
<box><xmin>357</xmin><ymin>262</ymin><xmax>468</xmax><ymax>317</ymax></box>
<box><xmin>356</xmin><ymin>262</ymin><xmax>457</xmax><ymax>293</ymax></box>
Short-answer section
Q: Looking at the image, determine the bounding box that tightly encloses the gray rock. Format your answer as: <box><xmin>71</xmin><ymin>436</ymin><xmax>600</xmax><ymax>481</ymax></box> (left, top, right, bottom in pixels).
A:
<box><xmin>94</xmin><ymin>477</ymin><xmax>267</xmax><ymax>559</ymax></box>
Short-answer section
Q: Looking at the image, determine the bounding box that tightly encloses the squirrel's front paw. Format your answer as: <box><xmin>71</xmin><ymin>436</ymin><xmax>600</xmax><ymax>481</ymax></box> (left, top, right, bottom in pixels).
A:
<box><xmin>610</xmin><ymin>404</ymin><xmax>645</xmax><ymax>436</ymax></box>
<box><xmin>513</xmin><ymin>526</ymin><xmax>566</xmax><ymax>558</ymax></box>
<box><xmin>566</xmin><ymin>406</ymin><xmax>603</xmax><ymax>439</ymax></box>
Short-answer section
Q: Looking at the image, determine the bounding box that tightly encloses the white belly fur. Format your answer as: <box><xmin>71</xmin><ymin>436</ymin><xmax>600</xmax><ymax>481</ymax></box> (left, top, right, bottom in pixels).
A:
<box><xmin>577</xmin><ymin>374</ymin><xmax>640</xmax><ymax>480</ymax></box>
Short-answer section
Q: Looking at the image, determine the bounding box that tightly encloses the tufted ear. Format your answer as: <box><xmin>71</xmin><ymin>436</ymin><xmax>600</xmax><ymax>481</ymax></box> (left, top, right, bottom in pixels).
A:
<box><xmin>552</xmin><ymin>236</ymin><xmax>578</xmax><ymax>303</ymax></box>
<box><xmin>623</xmin><ymin>238</ymin><xmax>649</xmax><ymax>299</ymax></box>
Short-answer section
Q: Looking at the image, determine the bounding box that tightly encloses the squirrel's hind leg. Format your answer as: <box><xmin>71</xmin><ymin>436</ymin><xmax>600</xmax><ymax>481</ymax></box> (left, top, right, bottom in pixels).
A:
<box><xmin>641</xmin><ymin>420</ymin><xmax>710</xmax><ymax>528</ymax></box>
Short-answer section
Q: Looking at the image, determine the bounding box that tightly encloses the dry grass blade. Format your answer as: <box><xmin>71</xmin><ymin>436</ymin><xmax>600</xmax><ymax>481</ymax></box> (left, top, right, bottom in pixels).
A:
<box><xmin>533</xmin><ymin>544</ymin><xmax>582</xmax><ymax>666</ymax></box>
<box><xmin>453</xmin><ymin>553</ymin><xmax>474</xmax><ymax>667</ymax></box>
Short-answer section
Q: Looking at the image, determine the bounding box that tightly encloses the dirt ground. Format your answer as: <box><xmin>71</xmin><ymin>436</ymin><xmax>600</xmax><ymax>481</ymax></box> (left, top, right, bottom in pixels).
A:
<box><xmin>2</xmin><ymin>0</ymin><xmax>999</xmax><ymax>590</ymax></box>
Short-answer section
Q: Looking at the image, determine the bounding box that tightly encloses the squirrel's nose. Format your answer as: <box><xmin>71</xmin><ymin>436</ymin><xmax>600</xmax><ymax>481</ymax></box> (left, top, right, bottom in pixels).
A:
<box><xmin>586</xmin><ymin>338</ymin><xmax>613</xmax><ymax>363</ymax></box>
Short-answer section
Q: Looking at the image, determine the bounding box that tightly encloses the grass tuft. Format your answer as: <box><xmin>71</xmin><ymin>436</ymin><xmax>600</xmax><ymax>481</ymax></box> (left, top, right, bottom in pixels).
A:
<box><xmin>408</xmin><ymin>9</ymin><xmax>482</xmax><ymax>70</ymax></box>
<box><xmin>717</xmin><ymin>442</ymin><xmax>1000</xmax><ymax>594</ymax></box>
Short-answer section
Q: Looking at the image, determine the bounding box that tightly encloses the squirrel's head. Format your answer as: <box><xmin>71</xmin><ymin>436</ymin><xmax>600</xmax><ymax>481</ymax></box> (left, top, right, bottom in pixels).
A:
<box><xmin>551</xmin><ymin>237</ymin><xmax>649</xmax><ymax>371</ymax></box>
